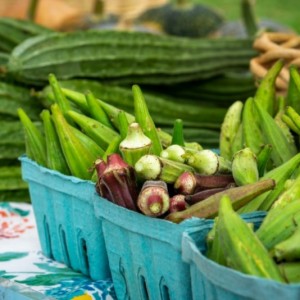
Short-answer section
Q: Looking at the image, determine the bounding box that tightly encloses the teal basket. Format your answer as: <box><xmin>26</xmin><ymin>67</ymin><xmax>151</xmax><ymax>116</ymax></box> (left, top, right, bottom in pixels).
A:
<box><xmin>94</xmin><ymin>196</ymin><xmax>206</xmax><ymax>300</ymax></box>
<box><xmin>182</xmin><ymin>212</ymin><xmax>300</xmax><ymax>300</ymax></box>
<box><xmin>20</xmin><ymin>156</ymin><xmax>111</xmax><ymax>281</ymax></box>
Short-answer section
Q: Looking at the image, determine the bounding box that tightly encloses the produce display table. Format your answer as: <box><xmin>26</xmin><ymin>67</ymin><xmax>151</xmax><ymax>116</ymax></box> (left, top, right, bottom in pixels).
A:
<box><xmin>0</xmin><ymin>201</ymin><xmax>116</xmax><ymax>300</ymax></box>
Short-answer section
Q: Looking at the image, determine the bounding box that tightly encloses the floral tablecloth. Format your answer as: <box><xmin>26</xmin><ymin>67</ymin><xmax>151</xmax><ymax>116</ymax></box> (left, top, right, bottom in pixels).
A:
<box><xmin>0</xmin><ymin>201</ymin><xmax>116</xmax><ymax>300</ymax></box>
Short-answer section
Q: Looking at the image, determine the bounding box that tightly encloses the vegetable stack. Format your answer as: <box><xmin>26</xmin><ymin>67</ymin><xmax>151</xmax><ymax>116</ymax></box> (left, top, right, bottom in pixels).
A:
<box><xmin>206</xmin><ymin>193</ymin><xmax>300</xmax><ymax>284</ymax></box>
<box><xmin>16</xmin><ymin>67</ymin><xmax>282</xmax><ymax>219</ymax></box>
<box><xmin>203</xmin><ymin>60</ymin><xmax>300</xmax><ymax>285</ymax></box>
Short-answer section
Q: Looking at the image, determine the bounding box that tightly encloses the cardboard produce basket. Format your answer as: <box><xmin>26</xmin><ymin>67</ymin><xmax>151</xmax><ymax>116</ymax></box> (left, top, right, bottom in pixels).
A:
<box><xmin>20</xmin><ymin>155</ymin><xmax>110</xmax><ymax>281</ymax></box>
<box><xmin>94</xmin><ymin>195</ymin><xmax>205</xmax><ymax>300</ymax></box>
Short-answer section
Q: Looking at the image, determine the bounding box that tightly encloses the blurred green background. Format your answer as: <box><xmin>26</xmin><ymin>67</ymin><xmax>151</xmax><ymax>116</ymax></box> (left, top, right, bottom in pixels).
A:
<box><xmin>196</xmin><ymin>0</ymin><xmax>300</xmax><ymax>32</ymax></box>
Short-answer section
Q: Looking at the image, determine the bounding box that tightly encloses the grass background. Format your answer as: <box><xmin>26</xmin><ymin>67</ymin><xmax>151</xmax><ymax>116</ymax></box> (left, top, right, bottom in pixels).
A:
<box><xmin>195</xmin><ymin>0</ymin><xmax>300</xmax><ymax>33</ymax></box>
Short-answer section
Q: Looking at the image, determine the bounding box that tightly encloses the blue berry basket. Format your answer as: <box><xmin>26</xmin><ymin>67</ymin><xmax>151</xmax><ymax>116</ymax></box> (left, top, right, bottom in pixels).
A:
<box><xmin>181</xmin><ymin>211</ymin><xmax>300</xmax><ymax>300</ymax></box>
<box><xmin>94</xmin><ymin>195</ymin><xmax>206</xmax><ymax>300</ymax></box>
<box><xmin>20</xmin><ymin>155</ymin><xmax>110</xmax><ymax>281</ymax></box>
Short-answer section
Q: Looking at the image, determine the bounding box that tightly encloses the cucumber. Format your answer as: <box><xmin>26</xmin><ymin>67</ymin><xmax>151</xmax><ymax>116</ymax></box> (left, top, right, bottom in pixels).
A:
<box><xmin>7</xmin><ymin>30</ymin><xmax>256</xmax><ymax>85</ymax></box>
<box><xmin>0</xmin><ymin>144</ymin><xmax>25</xmax><ymax>160</ymax></box>
<box><xmin>0</xmin><ymin>189</ymin><xmax>30</xmax><ymax>202</ymax></box>
<box><xmin>0</xmin><ymin>52</ymin><xmax>9</xmax><ymax>66</ymax></box>
<box><xmin>0</xmin><ymin>81</ymin><xmax>33</xmax><ymax>98</ymax></box>
<box><xmin>0</xmin><ymin>96</ymin><xmax>43</xmax><ymax>120</ymax></box>
<box><xmin>0</xmin><ymin>17</ymin><xmax>52</xmax><ymax>53</ymax></box>
<box><xmin>0</xmin><ymin>120</ymin><xmax>42</xmax><ymax>145</ymax></box>
<box><xmin>0</xmin><ymin>81</ymin><xmax>44</xmax><ymax>119</ymax></box>
<box><xmin>0</xmin><ymin>166</ymin><xmax>28</xmax><ymax>191</ymax></box>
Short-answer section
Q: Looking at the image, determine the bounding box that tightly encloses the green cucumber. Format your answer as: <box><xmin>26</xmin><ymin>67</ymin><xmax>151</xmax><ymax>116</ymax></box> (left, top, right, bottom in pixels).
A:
<box><xmin>7</xmin><ymin>30</ymin><xmax>256</xmax><ymax>85</ymax></box>
<box><xmin>0</xmin><ymin>17</ymin><xmax>52</xmax><ymax>52</ymax></box>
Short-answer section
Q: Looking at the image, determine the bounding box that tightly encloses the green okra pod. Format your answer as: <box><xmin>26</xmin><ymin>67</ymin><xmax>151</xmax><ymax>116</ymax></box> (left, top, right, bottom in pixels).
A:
<box><xmin>254</xmin><ymin>59</ymin><xmax>284</xmax><ymax>116</ymax></box>
<box><xmin>281</xmin><ymin>113</ymin><xmax>300</xmax><ymax>135</ymax></box>
<box><xmin>206</xmin><ymin>217</ymin><xmax>227</xmax><ymax>266</ymax></box>
<box><xmin>48</xmin><ymin>74</ymin><xmax>75</xmax><ymax>125</ymax></box>
<box><xmin>171</xmin><ymin>119</ymin><xmax>185</xmax><ymax>146</ymax></box>
<box><xmin>286</xmin><ymin>64</ymin><xmax>300</xmax><ymax>114</ymax></box>
<box><xmin>118</xmin><ymin>110</ymin><xmax>129</xmax><ymax>140</ymax></box>
<box><xmin>231</xmin><ymin>147</ymin><xmax>259</xmax><ymax>186</ymax></box>
<box><xmin>51</xmin><ymin>104</ymin><xmax>101</xmax><ymax>180</ymax></box>
<box><xmin>62</xmin><ymin>87</ymin><xmax>135</xmax><ymax>127</ymax></box>
<box><xmin>165</xmin><ymin>179</ymin><xmax>275</xmax><ymax>223</ymax></box>
<box><xmin>18</xmin><ymin>108</ymin><xmax>46</xmax><ymax>166</ymax></box>
<box><xmin>67</xmin><ymin>110</ymin><xmax>119</xmax><ymax>150</ymax></box>
<box><xmin>217</xmin><ymin>195</ymin><xmax>284</xmax><ymax>282</ymax></box>
<box><xmin>272</xmin><ymin>171</ymin><xmax>300</xmax><ymax>210</ymax></box>
<box><xmin>242</xmin><ymin>97</ymin><xmax>264</xmax><ymax>155</ymax></box>
<box><xmin>239</xmin><ymin>153</ymin><xmax>300</xmax><ymax>213</ymax></box>
<box><xmin>119</xmin><ymin>122</ymin><xmax>152</xmax><ymax>166</ymax></box>
<box><xmin>278</xmin><ymin>262</ymin><xmax>300</xmax><ymax>283</ymax></box>
<box><xmin>274</xmin><ymin>97</ymin><xmax>297</xmax><ymax>152</ymax></box>
<box><xmin>273</xmin><ymin>225</ymin><xmax>300</xmax><ymax>262</ymax></box>
<box><xmin>133</xmin><ymin>84</ymin><xmax>163</xmax><ymax>156</ymax></box>
<box><xmin>256</xmin><ymin>203</ymin><xmax>300</xmax><ymax>250</ymax></box>
<box><xmin>102</xmin><ymin>135</ymin><xmax>122</xmax><ymax>162</ymax></box>
<box><xmin>40</xmin><ymin>109</ymin><xmax>70</xmax><ymax>174</ymax></box>
<box><xmin>231</xmin><ymin>123</ymin><xmax>244</xmax><ymax>155</ymax></box>
<box><xmin>86</xmin><ymin>91</ymin><xmax>114</xmax><ymax>129</ymax></box>
<box><xmin>285</xmin><ymin>105</ymin><xmax>300</xmax><ymax>132</ymax></box>
<box><xmin>254</xmin><ymin>100</ymin><xmax>297</xmax><ymax>167</ymax></box>
<box><xmin>256</xmin><ymin>144</ymin><xmax>273</xmax><ymax>177</ymax></box>
<box><xmin>69</xmin><ymin>125</ymin><xmax>105</xmax><ymax>160</ymax></box>
<box><xmin>185</xmin><ymin>149</ymin><xmax>232</xmax><ymax>175</ymax></box>
<box><xmin>219</xmin><ymin>100</ymin><xmax>243</xmax><ymax>160</ymax></box>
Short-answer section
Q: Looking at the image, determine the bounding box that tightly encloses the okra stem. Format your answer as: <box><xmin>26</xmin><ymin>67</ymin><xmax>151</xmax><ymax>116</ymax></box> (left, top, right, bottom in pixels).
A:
<box><xmin>137</xmin><ymin>180</ymin><xmax>170</xmax><ymax>217</ymax></box>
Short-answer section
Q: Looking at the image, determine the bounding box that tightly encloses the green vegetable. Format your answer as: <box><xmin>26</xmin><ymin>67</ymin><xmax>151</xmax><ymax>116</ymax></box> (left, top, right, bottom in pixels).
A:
<box><xmin>119</xmin><ymin>122</ymin><xmax>152</xmax><ymax>167</ymax></box>
<box><xmin>0</xmin><ymin>17</ymin><xmax>52</xmax><ymax>53</ymax></box>
<box><xmin>7</xmin><ymin>30</ymin><xmax>256</xmax><ymax>85</ymax></box>
<box><xmin>51</xmin><ymin>104</ymin><xmax>98</xmax><ymax>180</ymax></box>
<box><xmin>40</xmin><ymin>109</ymin><xmax>70</xmax><ymax>175</ymax></box>
<box><xmin>67</xmin><ymin>110</ymin><xmax>119</xmax><ymax>150</ymax></box>
<box><xmin>216</xmin><ymin>195</ymin><xmax>284</xmax><ymax>282</ymax></box>
<box><xmin>18</xmin><ymin>108</ymin><xmax>46</xmax><ymax>166</ymax></box>
<box><xmin>133</xmin><ymin>85</ymin><xmax>162</xmax><ymax>156</ymax></box>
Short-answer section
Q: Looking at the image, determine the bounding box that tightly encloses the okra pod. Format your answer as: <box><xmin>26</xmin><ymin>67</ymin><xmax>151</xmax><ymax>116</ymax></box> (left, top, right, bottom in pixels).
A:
<box><xmin>49</xmin><ymin>74</ymin><xmax>74</xmax><ymax>125</ymax></box>
<box><xmin>254</xmin><ymin>59</ymin><xmax>284</xmax><ymax>116</ymax></box>
<box><xmin>67</xmin><ymin>110</ymin><xmax>119</xmax><ymax>150</ymax></box>
<box><xmin>18</xmin><ymin>108</ymin><xmax>47</xmax><ymax>166</ymax></box>
<box><xmin>86</xmin><ymin>91</ymin><xmax>114</xmax><ymax>129</ymax></box>
<box><xmin>40</xmin><ymin>109</ymin><xmax>70</xmax><ymax>174</ymax></box>
<box><xmin>217</xmin><ymin>195</ymin><xmax>284</xmax><ymax>282</ymax></box>
<box><xmin>254</xmin><ymin>100</ymin><xmax>297</xmax><ymax>167</ymax></box>
<box><xmin>133</xmin><ymin>84</ymin><xmax>163</xmax><ymax>156</ymax></box>
<box><xmin>286</xmin><ymin>64</ymin><xmax>300</xmax><ymax>114</ymax></box>
<box><xmin>171</xmin><ymin>119</ymin><xmax>185</xmax><ymax>146</ymax></box>
<box><xmin>174</xmin><ymin>171</ymin><xmax>235</xmax><ymax>195</ymax></box>
<box><xmin>51</xmin><ymin>104</ymin><xmax>100</xmax><ymax>180</ymax></box>
<box><xmin>119</xmin><ymin>122</ymin><xmax>152</xmax><ymax>166</ymax></box>
<box><xmin>219</xmin><ymin>100</ymin><xmax>243</xmax><ymax>160</ymax></box>
<box><xmin>165</xmin><ymin>179</ymin><xmax>275</xmax><ymax>223</ymax></box>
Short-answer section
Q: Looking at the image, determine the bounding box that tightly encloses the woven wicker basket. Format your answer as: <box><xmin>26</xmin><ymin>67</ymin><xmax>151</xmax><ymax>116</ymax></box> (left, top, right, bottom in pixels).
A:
<box><xmin>250</xmin><ymin>32</ymin><xmax>300</xmax><ymax>95</ymax></box>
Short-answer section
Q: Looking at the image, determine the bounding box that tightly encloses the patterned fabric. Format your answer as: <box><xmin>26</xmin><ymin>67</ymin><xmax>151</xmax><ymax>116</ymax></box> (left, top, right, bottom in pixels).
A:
<box><xmin>0</xmin><ymin>202</ymin><xmax>34</xmax><ymax>238</ymax></box>
<box><xmin>0</xmin><ymin>202</ymin><xmax>116</xmax><ymax>300</ymax></box>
